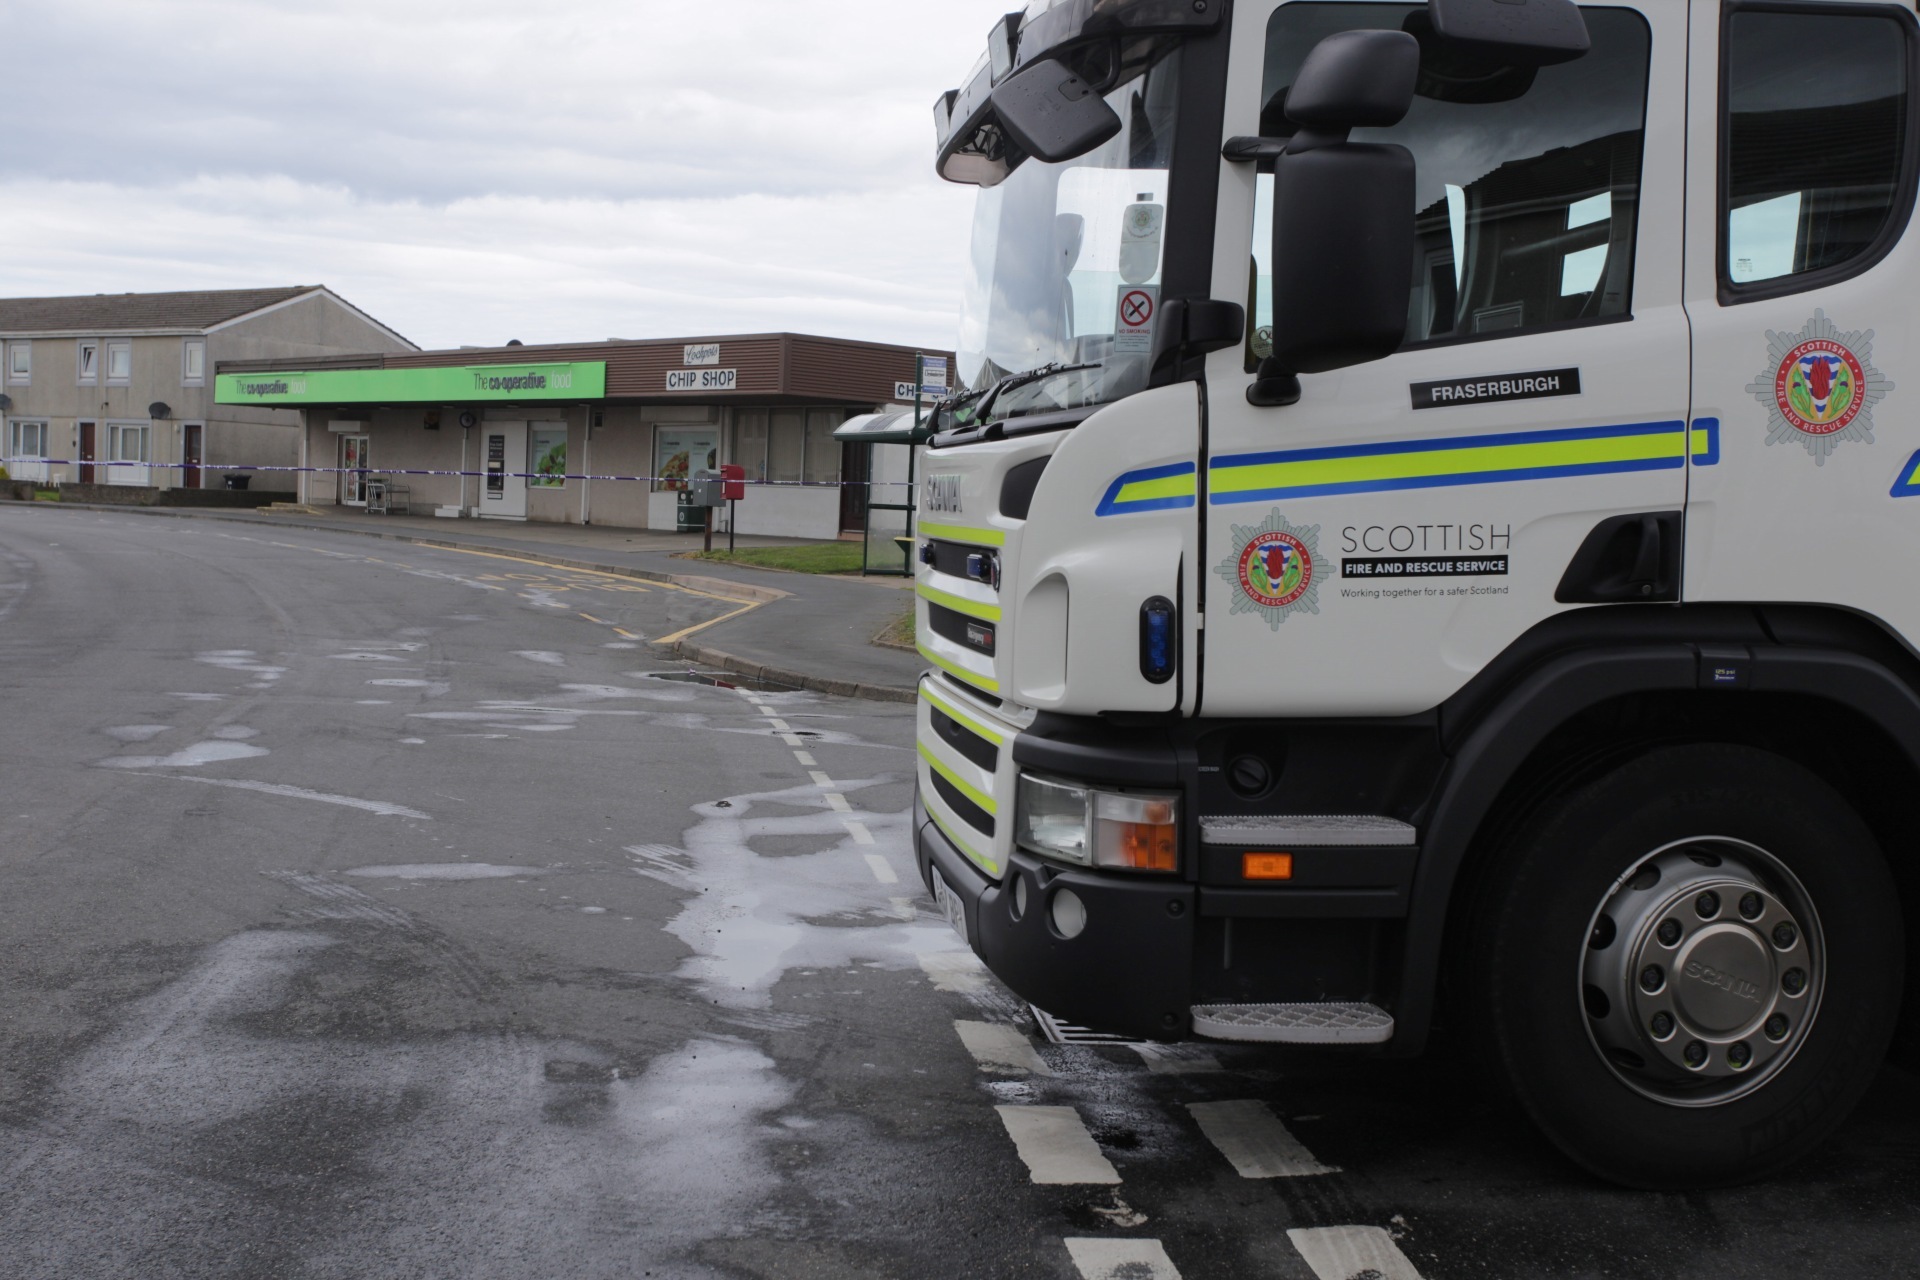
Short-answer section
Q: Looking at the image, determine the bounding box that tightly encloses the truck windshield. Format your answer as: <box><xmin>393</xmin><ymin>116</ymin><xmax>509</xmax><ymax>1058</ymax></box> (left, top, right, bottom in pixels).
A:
<box><xmin>955</xmin><ymin>46</ymin><xmax>1182</xmax><ymax>420</ymax></box>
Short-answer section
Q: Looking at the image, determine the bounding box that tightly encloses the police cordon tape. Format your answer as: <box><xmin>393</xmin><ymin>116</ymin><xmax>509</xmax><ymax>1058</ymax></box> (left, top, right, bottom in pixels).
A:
<box><xmin>0</xmin><ymin>460</ymin><xmax>916</xmax><ymax>489</ymax></box>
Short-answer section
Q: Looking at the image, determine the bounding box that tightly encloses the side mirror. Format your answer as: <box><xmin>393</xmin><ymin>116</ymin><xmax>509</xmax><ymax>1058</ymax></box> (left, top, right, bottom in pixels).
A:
<box><xmin>1251</xmin><ymin>30</ymin><xmax>1419</xmax><ymax>407</ymax></box>
<box><xmin>989</xmin><ymin>58</ymin><xmax>1122</xmax><ymax>166</ymax></box>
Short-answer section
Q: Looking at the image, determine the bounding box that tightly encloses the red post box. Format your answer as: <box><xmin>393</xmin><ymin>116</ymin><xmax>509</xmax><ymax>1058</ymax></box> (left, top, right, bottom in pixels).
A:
<box><xmin>720</xmin><ymin>463</ymin><xmax>746</xmax><ymax>501</ymax></box>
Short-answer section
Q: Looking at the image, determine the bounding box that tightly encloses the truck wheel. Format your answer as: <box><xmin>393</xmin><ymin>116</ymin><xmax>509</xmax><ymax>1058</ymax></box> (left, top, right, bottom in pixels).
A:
<box><xmin>1467</xmin><ymin>743</ymin><xmax>1903</xmax><ymax>1188</ymax></box>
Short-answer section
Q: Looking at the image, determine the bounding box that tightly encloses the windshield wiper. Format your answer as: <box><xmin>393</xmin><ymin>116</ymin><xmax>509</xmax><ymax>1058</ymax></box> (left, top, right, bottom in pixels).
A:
<box><xmin>980</xmin><ymin>361</ymin><xmax>1104</xmax><ymax>417</ymax></box>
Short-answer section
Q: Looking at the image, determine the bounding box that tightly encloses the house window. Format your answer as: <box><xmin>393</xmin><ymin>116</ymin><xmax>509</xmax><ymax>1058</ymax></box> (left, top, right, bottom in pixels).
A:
<box><xmin>7</xmin><ymin>419</ymin><xmax>48</xmax><ymax>460</ymax></box>
<box><xmin>183</xmin><ymin>339</ymin><xmax>206</xmax><ymax>385</ymax></box>
<box><xmin>78</xmin><ymin>341</ymin><xmax>99</xmax><ymax>384</ymax></box>
<box><xmin>108</xmin><ymin>423</ymin><xmax>149</xmax><ymax>463</ymax></box>
<box><xmin>106</xmin><ymin>341</ymin><xmax>132</xmax><ymax>385</ymax></box>
<box><xmin>6</xmin><ymin>342</ymin><xmax>28</xmax><ymax>384</ymax></box>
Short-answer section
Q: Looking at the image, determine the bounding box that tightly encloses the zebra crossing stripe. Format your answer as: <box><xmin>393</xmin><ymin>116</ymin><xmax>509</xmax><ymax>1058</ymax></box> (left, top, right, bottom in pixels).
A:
<box><xmin>955</xmin><ymin>1020</ymin><xmax>1052</xmax><ymax>1075</ymax></box>
<box><xmin>1064</xmin><ymin>1238</ymin><xmax>1182</xmax><ymax>1279</ymax></box>
<box><xmin>1187</xmin><ymin>1100</ymin><xmax>1336</xmax><ymax>1177</ymax></box>
<box><xmin>1287</xmin><ymin>1226</ymin><xmax>1426</xmax><ymax>1280</ymax></box>
<box><xmin>995</xmin><ymin>1106</ymin><xmax>1121</xmax><ymax>1184</ymax></box>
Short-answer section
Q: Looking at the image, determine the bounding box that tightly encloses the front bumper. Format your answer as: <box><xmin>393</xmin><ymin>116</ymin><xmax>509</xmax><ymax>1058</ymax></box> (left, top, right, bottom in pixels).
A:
<box><xmin>914</xmin><ymin>794</ymin><xmax>1195</xmax><ymax>1040</ymax></box>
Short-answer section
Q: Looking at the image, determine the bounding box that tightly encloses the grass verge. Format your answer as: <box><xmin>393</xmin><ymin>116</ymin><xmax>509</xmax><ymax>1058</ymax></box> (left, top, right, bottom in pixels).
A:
<box><xmin>873</xmin><ymin>601</ymin><xmax>916</xmax><ymax>651</ymax></box>
<box><xmin>689</xmin><ymin>542</ymin><xmax>867</xmax><ymax>574</ymax></box>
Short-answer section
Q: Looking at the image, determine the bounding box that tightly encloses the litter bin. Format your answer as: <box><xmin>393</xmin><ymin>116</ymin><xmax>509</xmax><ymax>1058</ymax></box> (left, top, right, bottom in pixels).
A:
<box><xmin>676</xmin><ymin>489</ymin><xmax>704</xmax><ymax>532</ymax></box>
<box><xmin>224</xmin><ymin>474</ymin><xmax>250</xmax><ymax>491</ymax></box>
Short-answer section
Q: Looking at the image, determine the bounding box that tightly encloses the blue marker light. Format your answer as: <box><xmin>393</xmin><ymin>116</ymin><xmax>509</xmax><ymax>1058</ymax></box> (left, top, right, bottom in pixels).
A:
<box><xmin>1139</xmin><ymin>597</ymin><xmax>1176</xmax><ymax>684</ymax></box>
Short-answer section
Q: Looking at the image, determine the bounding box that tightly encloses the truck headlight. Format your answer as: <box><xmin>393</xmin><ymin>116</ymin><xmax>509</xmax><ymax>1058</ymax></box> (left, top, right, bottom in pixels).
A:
<box><xmin>1015</xmin><ymin>773</ymin><xmax>1179</xmax><ymax>873</ymax></box>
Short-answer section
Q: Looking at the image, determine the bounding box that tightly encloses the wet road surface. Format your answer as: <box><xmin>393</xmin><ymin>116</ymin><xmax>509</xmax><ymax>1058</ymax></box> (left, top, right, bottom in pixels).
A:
<box><xmin>2</xmin><ymin>505</ymin><xmax>1917</xmax><ymax>1279</ymax></box>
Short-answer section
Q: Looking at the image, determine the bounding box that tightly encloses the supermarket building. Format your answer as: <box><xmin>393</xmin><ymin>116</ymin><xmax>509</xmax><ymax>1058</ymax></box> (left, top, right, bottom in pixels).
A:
<box><xmin>216</xmin><ymin>332</ymin><xmax>942</xmax><ymax>540</ymax></box>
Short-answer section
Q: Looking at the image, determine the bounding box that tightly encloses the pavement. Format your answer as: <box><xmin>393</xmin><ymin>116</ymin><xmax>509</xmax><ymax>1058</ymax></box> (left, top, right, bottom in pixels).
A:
<box><xmin>0</xmin><ymin>498</ymin><xmax>924</xmax><ymax>701</ymax></box>
<box><xmin>4</xmin><ymin>503</ymin><xmax>1918</xmax><ymax>1279</ymax></box>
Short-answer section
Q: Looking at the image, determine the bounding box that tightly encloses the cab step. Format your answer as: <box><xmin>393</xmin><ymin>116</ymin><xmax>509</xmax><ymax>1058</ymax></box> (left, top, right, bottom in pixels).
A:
<box><xmin>1191</xmin><ymin>1002</ymin><xmax>1395</xmax><ymax>1044</ymax></box>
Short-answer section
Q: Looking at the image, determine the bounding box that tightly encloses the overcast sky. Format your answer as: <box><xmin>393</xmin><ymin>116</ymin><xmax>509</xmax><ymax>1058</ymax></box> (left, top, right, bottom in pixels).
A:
<box><xmin>0</xmin><ymin>0</ymin><xmax>1007</xmax><ymax>352</ymax></box>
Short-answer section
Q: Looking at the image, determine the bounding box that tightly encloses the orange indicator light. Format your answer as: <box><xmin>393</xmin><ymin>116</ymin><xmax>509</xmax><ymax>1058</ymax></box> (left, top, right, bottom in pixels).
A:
<box><xmin>1243</xmin><ymin>852</ymin><xmax>1294</xmax><ymax>881</ymax></box>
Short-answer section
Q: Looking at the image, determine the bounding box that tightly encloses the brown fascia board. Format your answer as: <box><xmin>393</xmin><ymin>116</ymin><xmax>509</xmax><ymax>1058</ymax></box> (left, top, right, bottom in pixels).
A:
<box><xmin>382</xmin><ymin>331</ymin><xmax>931</xmax><ymax>366</ymax></box>
<box><xmin>215</xmin><ymin>353</ymin><xmax>388</xmax><ymax>374</ymax></box>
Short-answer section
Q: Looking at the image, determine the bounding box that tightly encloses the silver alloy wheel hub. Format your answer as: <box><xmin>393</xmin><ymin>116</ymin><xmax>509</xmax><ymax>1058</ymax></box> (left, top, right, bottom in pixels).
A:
<box><xmin>1581</xmin><ymin>838</ymin><xmax>1822</xmax><ymax>1106</ymax></box>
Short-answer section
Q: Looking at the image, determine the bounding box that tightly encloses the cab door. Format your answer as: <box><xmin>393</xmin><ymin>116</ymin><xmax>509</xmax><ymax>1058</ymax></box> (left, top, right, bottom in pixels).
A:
<box><xmin>1198</xmin><ymin>1</ymin><xmax>1689</xmax><ymax>717</ymax></box>
<box><xmin>1682</xmin><ymin>2</ymin><xmax>1920</xmax><ymax>635</ymax></box>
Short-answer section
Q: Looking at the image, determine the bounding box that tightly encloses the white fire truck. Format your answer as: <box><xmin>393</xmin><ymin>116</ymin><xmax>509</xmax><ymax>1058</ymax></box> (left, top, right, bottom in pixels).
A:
<box><xmin>912</xmin><ymin>0</ymin><xmax>1920</xmax><ymax>1187</ymax></box>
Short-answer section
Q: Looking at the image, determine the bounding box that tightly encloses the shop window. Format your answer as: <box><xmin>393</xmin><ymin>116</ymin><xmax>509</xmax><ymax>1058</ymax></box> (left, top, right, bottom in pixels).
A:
<box><xmin>106</xmin><ymin>341</ymin><xmax>132</xmax><ymax>385</ymax></box>
<box><xmin>7</xmin><ymin>341</ymin><xmax>28</xmax><ymax>384</ymax></box>
<box><xmin>767</xmin><ymin>409</ymin><xmax>804</xmax><ymax>485</ymax></box>
<box><xmin>803</xmin><ymin>410</ymin><xmax>842</xmax><ymax>485</ymax></box>
<box><xmin>78</xmin><ymin>340</ymin><xmax>99</xmax><ymax>385</ymax></box>
<box><xmin>1723</xmin><ymin>7</ymin><xmax>1914</xmax><ymax>293</ymax></box>
<box><xmin>732</xmin><ymin>410</ymin><xmax>768</xmax><ymax>484</ymax></box>
<box><xmin>1252</xmin><ymin>4</ymin><xmax>1650</xmax><ymax>357</ymax></box>
<box><xmin>183</xmin><ymin>339</ymin><xmax>206</xmax><ymax>386</ymax></box>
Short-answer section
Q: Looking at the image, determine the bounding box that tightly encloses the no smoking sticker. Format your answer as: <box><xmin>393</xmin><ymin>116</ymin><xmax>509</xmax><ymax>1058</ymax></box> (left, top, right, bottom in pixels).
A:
<box><xmin>1114</xmin><ymin>285</ymin><xmax>1158</xmax><ymax>354</ymax></box>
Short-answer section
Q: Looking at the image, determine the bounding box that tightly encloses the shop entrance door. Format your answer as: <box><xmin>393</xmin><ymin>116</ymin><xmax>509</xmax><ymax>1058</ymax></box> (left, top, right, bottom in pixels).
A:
<box><xmin>341</xmin><ymin>434</ymin><xmax>370</xmax><ymax>506</ymax></box>
<box><xmin>182</xmin><ymin>424</ymin><xmax>203</xmax><ymax>489</ymax></box>
<box><xmin>78</xmin><ymin>422</ymin><xmax>96</xmax><ymax>483</ymax></box>
<box><xmin>481</xmin><ymin>421</ymin><xmax>528</xmax><ymax>519</ymax></box>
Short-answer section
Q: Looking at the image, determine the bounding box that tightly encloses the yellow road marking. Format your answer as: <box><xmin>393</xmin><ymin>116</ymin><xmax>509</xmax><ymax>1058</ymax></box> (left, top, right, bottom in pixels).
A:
<box><xmin>650</xmin><ymin>598</ymin><xmax>763</xmax><ymax>647</ymax></box>
<box><xmin>578</xmin><ymin>612</ymin><xmax>607</xmax><ymax>624</ymax></box>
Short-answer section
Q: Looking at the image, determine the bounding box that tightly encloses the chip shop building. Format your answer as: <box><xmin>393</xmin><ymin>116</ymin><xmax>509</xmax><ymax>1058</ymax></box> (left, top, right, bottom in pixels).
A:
<box><xmin>214</xmin><ymin>333</ymin><xmax>942</xmax><ymax>541</ymax></box>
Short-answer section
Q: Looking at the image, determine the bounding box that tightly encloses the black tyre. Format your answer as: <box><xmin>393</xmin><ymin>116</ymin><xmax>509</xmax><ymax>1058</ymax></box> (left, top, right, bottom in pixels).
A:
<box><xmin>1467</xmin><ymin>743</ymin><xmax>1903</xmax><ymax>1188</ymax></box>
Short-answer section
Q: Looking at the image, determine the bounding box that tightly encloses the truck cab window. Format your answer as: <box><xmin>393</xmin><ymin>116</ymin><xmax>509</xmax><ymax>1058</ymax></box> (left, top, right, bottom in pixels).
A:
<box><xmin>1249</xmin><ymin>4</ymin><xmax>1651</xmax><ymax>363</ymax></box>
<box><xmin>1723</xmin><ymin>8</ymin><xmax>1913</xmax><ymax>290</ymax></box>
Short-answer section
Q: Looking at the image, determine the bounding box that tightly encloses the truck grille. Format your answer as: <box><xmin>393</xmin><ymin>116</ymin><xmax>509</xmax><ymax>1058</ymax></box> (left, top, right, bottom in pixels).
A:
<box><xmin>929</xmin><ymin>703</ymin><xmax>999</xmax><ymax>773</ymax></box>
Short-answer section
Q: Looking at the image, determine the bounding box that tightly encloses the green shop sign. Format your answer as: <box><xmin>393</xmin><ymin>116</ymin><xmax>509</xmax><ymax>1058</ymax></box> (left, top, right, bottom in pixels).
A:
<box><xmin>215</xmin><ymin>362</ymin><xmax>608</xmax><ymax>406</ymax></box>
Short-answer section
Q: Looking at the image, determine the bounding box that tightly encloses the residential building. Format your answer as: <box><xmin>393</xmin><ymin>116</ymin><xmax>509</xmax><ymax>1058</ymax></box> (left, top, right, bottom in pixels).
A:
<box><xmin>0</xmin><ymin>287</ymin><xmax>414</xmax><ymax>490</ymax></box>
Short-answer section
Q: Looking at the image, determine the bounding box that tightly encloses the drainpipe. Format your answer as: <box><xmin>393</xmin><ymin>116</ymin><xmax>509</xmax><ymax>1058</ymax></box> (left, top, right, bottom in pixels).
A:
<box><xmin>579</xmin><ymin>405</ymin><xmax>592</xmax><ymax>525</ymax></box>
<box><xmin>460</xmin><ymin>416</ymin><xmax>471</xmax><ymax>516</ymax></box>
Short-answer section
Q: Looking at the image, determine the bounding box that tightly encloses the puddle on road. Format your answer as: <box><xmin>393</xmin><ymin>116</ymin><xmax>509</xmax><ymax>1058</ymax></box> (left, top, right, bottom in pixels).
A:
<box><xmin>99</xmin><ymin>741</ymin><xmax>269</xmax><ymax>769</ymax></box>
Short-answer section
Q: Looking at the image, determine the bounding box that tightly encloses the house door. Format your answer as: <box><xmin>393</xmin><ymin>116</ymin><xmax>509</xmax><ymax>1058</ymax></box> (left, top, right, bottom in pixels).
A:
<box><xmin>341</xmin><ymin>434</ymin><xmax>370</xmax><ymax>506</ymax></box>
<box><xmin>78</xmin><ymin>422</ymin><xmax>96</xmax><ymax>484</ymax></box>
<box><xmin>182</xmin><ymin>424</ymin><xmax>203</xmax><ymax>489</ymax></box>
<box><xmin>480</xmin><ymin>421</ymin><xmax>528</xmax><ymax>519</ymax></box>
<box><xmin>839</xmin><ymin>440</ymin><xmax>870</xmax><ymax>532</ymax></box>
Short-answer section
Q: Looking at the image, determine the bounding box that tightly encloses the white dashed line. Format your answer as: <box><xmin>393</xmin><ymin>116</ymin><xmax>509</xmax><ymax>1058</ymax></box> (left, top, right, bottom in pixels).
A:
<box><xmin>753</xmin><ymin>704</ymin><xmax>776</xmax><ymax>715</ymax></box>
<box><xmin>1065</xmin><ymin>1238</ymin><xmax>1182</xmax><ymax>1280</ymax></box>
<box><xmin>781</xmin><ymin>733</ymin><xmax>805</xmax><ymax>747</ymax></box>
<box><xmin>824</xmin><ymin>793</ymin><xmax>852</xmax><ymax>813</ymax></box>
<box><xmin>864</xmin><ymin>852</ymin><xmax>898</xmax><ymax>883</ymax></box>
<box><xmin>809</xmin><ymin>770</ymin><xmax>835</xmax><ymax>787</ymax></box>
<box><xmin>845</xmin><ymin>820</ymin><xmax>876</xmax><ymax>845</ymax></box>
<box><xmin>956</xmin><ymin>1020</ymin><xmax>1052</xmax><ymax>1075</ymax></box>
<box><xmin>793</xmin><ymin>750</ymin><xmax>818</xmax><ymax>766</ymax></box>
<box><xmin>1287</xmin><ymin>1227</ymin><xmax>1425</xmax><ymax>1280</ymax></box>
<box><xmin>1188</xmin><ymin>1100</ymin><xmax>1336</xmax><ymax>1177</ymax></box>
<box><xmin>888</xmin><ymin>896</ymin><xmax>916</xmax><ymax>920</ymax></box>
<box><xmin>919</xmin><ymin>951</ymin><xmax>989</xmax><ymax>993</ymax></box>
<box><xmin>995</xmin><ymin>1105</ymin><xmax>1120</xmax><ymax>1184</ymax></box>
<box><xmin>768</xmin><ymin>718</ymin><xmax>793</xmax><ymax>732</ymax></box>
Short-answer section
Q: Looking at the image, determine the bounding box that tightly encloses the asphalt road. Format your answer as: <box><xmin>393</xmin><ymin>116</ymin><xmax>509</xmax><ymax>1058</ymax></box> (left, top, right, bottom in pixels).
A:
<box><xmin>2</xmin><ymin>505</ymin><xmax>1918</xmax><ymax>1280</ymax></box>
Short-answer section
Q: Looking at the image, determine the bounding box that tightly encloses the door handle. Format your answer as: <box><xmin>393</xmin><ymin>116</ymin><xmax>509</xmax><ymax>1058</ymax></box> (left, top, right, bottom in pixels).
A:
<box><xmin>1556</xmin><ymin>511</ymin><xmax>1682</xmax><ymax>604</ymax></box>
